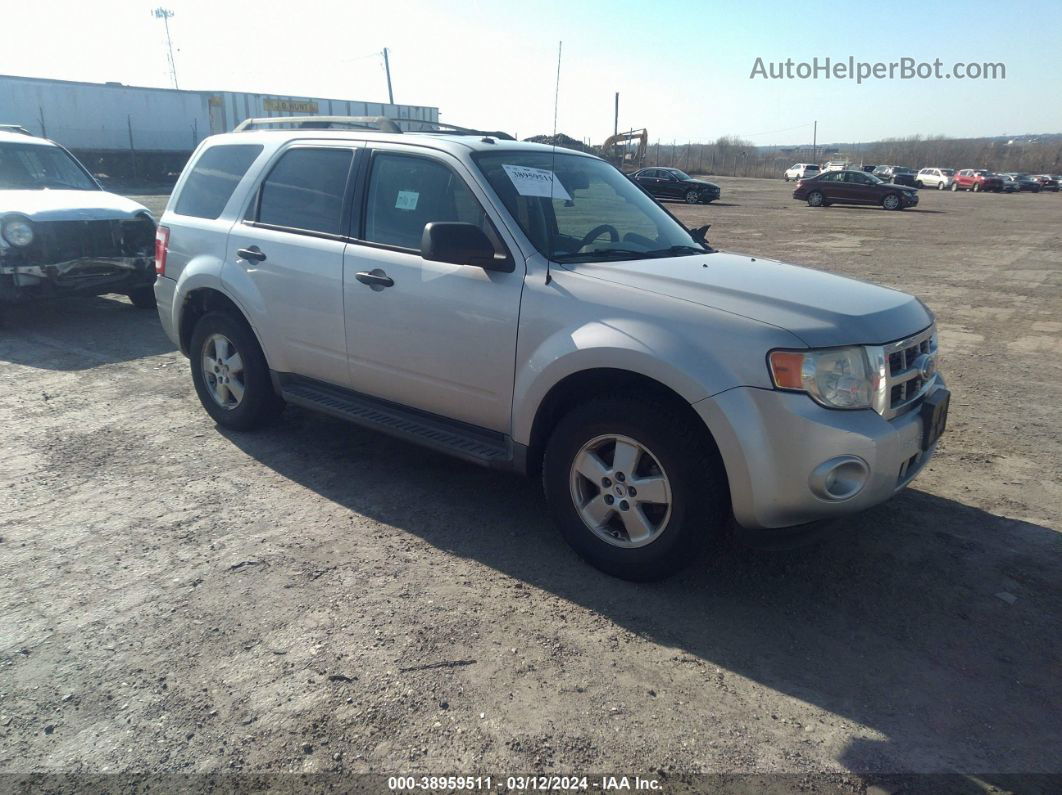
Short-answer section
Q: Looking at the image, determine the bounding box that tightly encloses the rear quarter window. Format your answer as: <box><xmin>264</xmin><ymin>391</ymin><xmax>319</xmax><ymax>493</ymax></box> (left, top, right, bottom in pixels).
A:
<box><xmin>174</xmin><ymin>144</ymin><xmax>263</xmax><ymax>220</ymax></box>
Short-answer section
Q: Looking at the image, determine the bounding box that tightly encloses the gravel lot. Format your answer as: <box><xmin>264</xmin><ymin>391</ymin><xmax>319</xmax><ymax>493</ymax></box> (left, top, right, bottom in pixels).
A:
<box><xmin>2</xmin><ymin>179</ymin><xmax>1059</xmax><ymax>786</ymax></box>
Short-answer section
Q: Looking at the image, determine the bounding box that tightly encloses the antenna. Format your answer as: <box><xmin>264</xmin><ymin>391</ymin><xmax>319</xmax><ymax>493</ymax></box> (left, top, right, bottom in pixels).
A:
<box><xmin>151</xmin><ymin>7</ymin><xmax>179</xmax><ymax>89</ymax></box>
<box><xmin>552</xmin><ymin>42</ymin><xmax>562</xmax><ymax>137</ymax></box>
<box><xmin>547</xmin><ymin>40</ymin><xmax>563</xmax><ymax>285</ymax></box>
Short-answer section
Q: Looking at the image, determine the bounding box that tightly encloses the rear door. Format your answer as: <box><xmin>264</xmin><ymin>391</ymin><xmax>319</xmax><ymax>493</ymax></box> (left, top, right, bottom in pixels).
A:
<box><xmin>636</xmin><ymin>168</ymin><xmax>664</xmax><ymax>197</ymax></box>
<box><xmin>341</xmin><ymin>145</ymin><xmax>524</xmax><ymax>432</ymax></box>
<box><xmin>224</xmin><ymin>143</ymin><xmax>358</xmax><ymax>386</ymax></box>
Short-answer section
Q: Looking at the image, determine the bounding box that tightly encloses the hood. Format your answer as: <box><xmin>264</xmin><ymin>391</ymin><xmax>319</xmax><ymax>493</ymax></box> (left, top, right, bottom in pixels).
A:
<box><xmin>882</xmin><ymin>181</ymin><xmax>917</xmax><ymax>190</ymax></box>
<box><xmin>567</xmin><ymin>251</ymin><xmax>932</xmax><ymax>348</ymax></box>
<box><xmin>0</xmin><ymin>189</ymin><xmax>152</xmax><ymax>222</ymax></box>
<box><xmin>686</xmin><ymin>179</ymin><xmax>719</xmax><ymax>189</ymax></box>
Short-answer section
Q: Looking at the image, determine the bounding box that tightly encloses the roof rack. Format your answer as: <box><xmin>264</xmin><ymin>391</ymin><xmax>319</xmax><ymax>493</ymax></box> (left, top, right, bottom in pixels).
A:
<box><xmin>233</xmin><ymin>116</ymin><xmax>403</xmax><ymax>133</ymax></box>
<box><xmin>0</xmin><ymin>124</ymin><xmax>34</xmax><ymax>136</ymax></box>
<box><xmin>232</xmin><ymin>115</ymin><xmax>515</xmax><ymax>141</ymax></box>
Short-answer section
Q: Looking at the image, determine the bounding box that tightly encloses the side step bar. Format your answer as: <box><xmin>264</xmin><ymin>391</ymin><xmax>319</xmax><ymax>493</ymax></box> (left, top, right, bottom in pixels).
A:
<box><xmin>275</xmin><ymin>374</ymin><xmax>518</xmax><ymax>470</ymax></box>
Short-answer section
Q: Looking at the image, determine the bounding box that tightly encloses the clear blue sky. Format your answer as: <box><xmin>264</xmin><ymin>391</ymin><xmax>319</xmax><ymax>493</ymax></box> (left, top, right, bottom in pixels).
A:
<box><xmin>5</xmin><ymin>0</ymin><xmax>1060</xmax><ymax>145</ymax></box>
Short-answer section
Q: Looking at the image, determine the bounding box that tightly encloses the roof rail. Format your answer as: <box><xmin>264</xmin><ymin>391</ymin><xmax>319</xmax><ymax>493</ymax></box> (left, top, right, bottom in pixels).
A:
<box><xmin>0</xmin><ymin>124</ymin><xmax>34</xmax><ymax>136</ymax></box>
<box><xmin>416</xmin><ymin>121</ymin><xmax>515</xmax><ymax>141</ymax></box>
<box><xmin>233</xmin><ymin>116</ymin><xmax>403</xmax><ymax>133</ymax></box>
<box><xmin>232</xmin><ymin>115</ymin><xmax>516</xmax><ymax>141</ymax></box>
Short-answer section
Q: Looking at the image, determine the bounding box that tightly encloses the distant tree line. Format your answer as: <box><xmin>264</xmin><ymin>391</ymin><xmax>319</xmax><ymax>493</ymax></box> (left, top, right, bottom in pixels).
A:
<box><xmin>641</xmin><ymin>135</ymin><xmax>1062</xmax><ymax>178</ymax></box>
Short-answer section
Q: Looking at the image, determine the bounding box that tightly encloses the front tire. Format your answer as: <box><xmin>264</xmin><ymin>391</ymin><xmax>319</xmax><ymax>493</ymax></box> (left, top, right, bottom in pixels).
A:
<box><xmin>882</xmin><ymin>193</ymin><xmax>902</xmax><ymax>210</ymax></box>
<box><xmin>915</xmin><ymin>180</ymin><xmax>924</xmax><ymax>188</ymax></box>
<box><xmin>127</xmin><ymin>285</ymin><xmax>157</xmax><ymax>309</ymax></box>
<box><xmin>189</xmin><ymin>311</ymin><xmax>284</xmax><ymax>431</ymax></box>
<box><xmin>543</xmin><ymin>394</ymin><xmax>728</xmax><ymax>581</ymax></box>
<box><xmin>951</xmin><ymin>182</ymin><xmax>959</xmax><ymax>191</ymax></box>
<box><xmin>973</xmin><ymin>182</ymin><xmax>981</xmax><ymax>192</ymax></box>
<box><xmin>684</xmin><ymin>189</ymin><xmax>701</xmax><ymax>204</ymax></box>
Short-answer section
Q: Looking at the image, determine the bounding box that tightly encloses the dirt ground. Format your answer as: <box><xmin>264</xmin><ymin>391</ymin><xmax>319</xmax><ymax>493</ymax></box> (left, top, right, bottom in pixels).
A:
<box><xmin>1</xmin><ymin>178</ymin><xmax>1059</xmax><ymax>787</ymax></box>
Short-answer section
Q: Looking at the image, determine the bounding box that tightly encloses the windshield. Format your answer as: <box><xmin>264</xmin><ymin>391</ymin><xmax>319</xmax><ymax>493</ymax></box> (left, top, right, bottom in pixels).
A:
<box><xmin>473</xmin><ymin>151</ymin><xmax>706</xmax><ymax>262</ymax></box>
<box><xmin>0</xmin><ymin>142</ymin><xmax>98</xmax><ymax>190</ymax></box>
<box><xmin>941</xmin><ymin>169</ymin><xmax>955</xmax><ymax>175</ymax></box>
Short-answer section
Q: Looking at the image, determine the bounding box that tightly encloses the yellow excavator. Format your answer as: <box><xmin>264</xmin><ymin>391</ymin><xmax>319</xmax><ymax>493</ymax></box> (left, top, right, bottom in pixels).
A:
<box><xmin>601</xmin><ymin>129</ymin><xmax>648</xmax><ymax>171</ymax></box>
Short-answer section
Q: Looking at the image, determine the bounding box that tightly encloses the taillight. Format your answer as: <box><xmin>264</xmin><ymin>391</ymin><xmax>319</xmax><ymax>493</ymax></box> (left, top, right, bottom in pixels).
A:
<box><xmin>155</xmin><ymin>225</ymin><xmax>169</xmax><ymax>276</ymax></box>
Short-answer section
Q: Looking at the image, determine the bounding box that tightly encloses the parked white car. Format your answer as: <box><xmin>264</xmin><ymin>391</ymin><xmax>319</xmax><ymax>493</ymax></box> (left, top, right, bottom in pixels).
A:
<box><xmin>821</xmin><ymin>161</ymin><xmax>849</xmax><ymax>172</ymax></box>
<box><xmin>0</xmin><ymin>127</ymin><xmax>157</xmax><ymax>308</ymax></box>
<box><xmin>783</xmin><ymin>163</ymin><xmax>820</xmax><ymax>181</ymax></box>
<box><xmin>916</xmin><ymin>168</ymin><xmax>955</xmax><ymax>190</ymax></box>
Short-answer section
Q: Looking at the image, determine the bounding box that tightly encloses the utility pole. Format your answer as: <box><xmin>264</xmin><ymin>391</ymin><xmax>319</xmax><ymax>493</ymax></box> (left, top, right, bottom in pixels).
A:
<box><xmin>382</xmin><ymin>48</ymin><xmax>394</xmax><ymax>105</ymax></box>
<box><xmin>613</xmin><ymin>92</ymin><xmax>619</xmax><ymax>137</ymax></box>
<box><xmin>152</xmin><ymin>8</ymin><xmax>179</xmax><ymax>89</ymax></box>
<box><xmin>812</xmin><ymin>119</ymin><xmax>817</xmax><ymax>163</ymax></box>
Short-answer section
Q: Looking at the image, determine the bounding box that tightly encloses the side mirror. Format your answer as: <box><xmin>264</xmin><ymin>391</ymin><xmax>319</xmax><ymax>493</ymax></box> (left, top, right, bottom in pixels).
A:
<box><xmin>421</xmin><ymin>222</ymin><xmax>512</xmax><ymax>272</ymax></box>
<box><xmin>690</xmin><ymin>224</ymin><xmax>711</xmax><ymax>245</ymax></box>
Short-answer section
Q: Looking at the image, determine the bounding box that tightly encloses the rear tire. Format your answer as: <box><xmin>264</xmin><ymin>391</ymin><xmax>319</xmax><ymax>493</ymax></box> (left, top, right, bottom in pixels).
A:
<box><xmin>915</xmin><ymin>180</ymin><xmax>924</xmax><ymax>188</ymax></box>
<box><xmin>189</xmin><ymin>311</ymin><xmax>284</xmax><ymax>431</ymax></box>
<box><xmin>127</xmin><ymin>285</ymin><xmax>157</xmax><ymax>309</ymax></box>
<box><xmin>543</xmin><ymin>394</ymin><xmax>729</xmax><ymax>581</ymax></box>
<box><xmin>807</xmin><ymin>191</ymin><xmax>825</xmax><ymax>207</ymax></box>
<box><xmin>937</xmin><ymin>181</ymin><xmax>945</xmax><ymax>190</ymax></box>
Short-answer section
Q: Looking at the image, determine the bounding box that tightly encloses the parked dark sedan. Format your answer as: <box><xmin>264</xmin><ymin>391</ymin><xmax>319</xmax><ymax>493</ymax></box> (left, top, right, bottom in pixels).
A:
<box><xmin>1002</xmin><ymin>173</ymin><xmax>1043</xmax><ymax>192</ymax></box>
<box><xmin>1032</xmin><ymin>174</ymin><xmax>1059</xmax><ymax>192</ymax></box>
<box><xmin>793</xmin><ymin>170</ymin><xmax>919</xmax><ymax>210</ymax></box>
<box><xmin>871</xmin><ymin>165</ymin><xmax>919</xmax><ymax>187</ymax></box>
<box><xmin>629</xmin><ymin>168</ymin><xmax>721</xmax><ymax>204</ymax></box>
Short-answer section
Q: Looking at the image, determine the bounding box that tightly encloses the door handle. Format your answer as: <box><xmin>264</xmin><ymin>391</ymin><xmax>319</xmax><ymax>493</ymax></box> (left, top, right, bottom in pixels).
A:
<box><xmin>355</xmin><ymin>269</ymin><xmax>394</xmax><ymax>289</ymax></box>
<box><xmin>237</xmin><ymin>246</ymin><xmax>267</xmax><ymax>263</ymax></box>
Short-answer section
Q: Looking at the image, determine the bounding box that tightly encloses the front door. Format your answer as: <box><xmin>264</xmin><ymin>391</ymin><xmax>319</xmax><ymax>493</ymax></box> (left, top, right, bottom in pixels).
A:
<box><xmin>342</xmin><ymin>147</ymin><xmax>524</xmax><ymax>432</ymax></box>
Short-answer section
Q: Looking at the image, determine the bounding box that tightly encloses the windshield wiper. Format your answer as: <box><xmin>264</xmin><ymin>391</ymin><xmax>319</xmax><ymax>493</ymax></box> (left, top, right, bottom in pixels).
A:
<box><xmin>552</xmin><ymin>248</ymin><xmax>654</xmax><ymax>262</ymax></box>
<box><xmin>647</xmin><ymin>245</ymin><xmax>708</xmax><ymax>257</ymax></box>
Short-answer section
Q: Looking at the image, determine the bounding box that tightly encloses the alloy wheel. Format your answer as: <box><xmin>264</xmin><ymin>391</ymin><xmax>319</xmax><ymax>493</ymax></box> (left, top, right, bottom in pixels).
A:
<box><xmin>569</xmin><ymin>434</ymin><xmax>673</xmax><ymax>548</ymax></box>
<box><xmin>201</xmin><ymin>333</ymin><xmax>246</xmax><ymax>409</ymax></box>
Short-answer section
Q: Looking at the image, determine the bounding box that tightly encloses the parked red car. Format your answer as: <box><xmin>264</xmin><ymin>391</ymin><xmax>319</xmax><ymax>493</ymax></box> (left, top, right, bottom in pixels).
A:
<box><xmin>952</xmin><ymin>169</ymin><xmax>1003</xmax><ymax>192</ymax></box>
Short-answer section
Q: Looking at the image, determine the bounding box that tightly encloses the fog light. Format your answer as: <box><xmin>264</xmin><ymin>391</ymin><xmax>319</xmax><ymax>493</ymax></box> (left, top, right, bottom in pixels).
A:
<box><xmin>809</xmin><ymin>456</ymin><xmax>869</xmax><ymax>501</ymax></box>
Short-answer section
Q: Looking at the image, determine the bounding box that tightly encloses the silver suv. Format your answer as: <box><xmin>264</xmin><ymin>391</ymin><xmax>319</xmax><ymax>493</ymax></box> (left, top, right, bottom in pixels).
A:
<box><xmin>154</xmin><ymin>117</ymin><xmax>949</xmax><ymax>580</ymax></box>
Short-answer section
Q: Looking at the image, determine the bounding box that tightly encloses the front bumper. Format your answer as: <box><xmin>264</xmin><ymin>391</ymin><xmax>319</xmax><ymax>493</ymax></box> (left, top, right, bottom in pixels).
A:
<box><xmin>694</xmin><ymin>380</ymin><xmax>946</xmax><ymax>530</ymax></box>
<box><xmin>902</xmin><ymin>193</ymin><xmax>919</xmax><ymax>207</ymax></box>
<box><xmin>0</xmin><ymin>256</ymin><xmax>155</xmax><ymax>303</ymax></box>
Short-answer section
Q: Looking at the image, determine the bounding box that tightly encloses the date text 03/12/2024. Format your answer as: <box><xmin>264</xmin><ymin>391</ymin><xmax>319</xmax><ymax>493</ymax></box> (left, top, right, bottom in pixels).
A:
<box><xmin>387</xmin><ymin>775</ymin><xmax>662</xmax><ymax>791</ymax></box>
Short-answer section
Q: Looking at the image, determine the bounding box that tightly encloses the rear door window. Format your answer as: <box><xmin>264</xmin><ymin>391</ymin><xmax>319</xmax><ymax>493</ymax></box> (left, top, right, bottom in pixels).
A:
<box><xmin>175</xmin><ymin>144</ymin><xmax>262</xmax><ymax>219</ymax></box>
<box><xmin>256</xmin><ymin>147</ymin><xmax>354</xmax><ymax>236</ymax></box>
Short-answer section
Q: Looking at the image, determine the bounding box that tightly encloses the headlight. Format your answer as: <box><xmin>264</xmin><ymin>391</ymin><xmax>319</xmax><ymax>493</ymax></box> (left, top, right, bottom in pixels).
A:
<box><xmin>2</xmin><ymin>217</ymin><xmax>34</xmax><ymax>247</ymax></box>
<box><xmin>768</xmin><ymin>346</ymin><xmax>873</xmax><ymax>409</ymax></box>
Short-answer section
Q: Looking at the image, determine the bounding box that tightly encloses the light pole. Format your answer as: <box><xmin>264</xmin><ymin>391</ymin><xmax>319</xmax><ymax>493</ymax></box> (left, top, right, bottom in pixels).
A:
<box><xmin>152</xmin><ymin>7</ymin><xmax>179</xmax><ymax>89</ymax></box>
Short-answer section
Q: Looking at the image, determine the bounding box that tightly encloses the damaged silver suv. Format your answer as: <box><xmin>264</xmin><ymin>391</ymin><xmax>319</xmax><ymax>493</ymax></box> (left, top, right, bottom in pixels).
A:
<box><xmin>0</xmin><ymin>127</ymin><xmax>157</xmax><ymax>309</ymax></box>
<box><xmin>155</xmin><ymin>117</ymin><xmax>949</xmax><ymax>580</ymax></box>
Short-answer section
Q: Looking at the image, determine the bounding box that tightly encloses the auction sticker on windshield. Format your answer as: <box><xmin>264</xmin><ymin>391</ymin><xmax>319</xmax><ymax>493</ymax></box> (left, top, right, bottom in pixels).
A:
<box><xmin>502</xmin><ymin>164</ymin><xmax>572</xmax><ymax>200</ymax></box>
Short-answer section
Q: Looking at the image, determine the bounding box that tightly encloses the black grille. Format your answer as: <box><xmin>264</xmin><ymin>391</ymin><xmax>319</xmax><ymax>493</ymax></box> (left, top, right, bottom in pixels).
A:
<box><xmin>28</xmin><ymin>218</ymin><xmax>155</xmax><ymax>266</ymax></box>
<box><xmin>888</xmin><ymin>338</ymin><xmax>931</xmax><ymax>377</ymax></box>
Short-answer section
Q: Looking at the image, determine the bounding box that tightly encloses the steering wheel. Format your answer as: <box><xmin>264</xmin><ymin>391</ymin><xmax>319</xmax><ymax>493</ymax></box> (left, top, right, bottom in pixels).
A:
<box><xmin>579</xmin><ymin>224</ymin><xmax>620</xmax><ymax>249</ymax></box>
